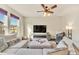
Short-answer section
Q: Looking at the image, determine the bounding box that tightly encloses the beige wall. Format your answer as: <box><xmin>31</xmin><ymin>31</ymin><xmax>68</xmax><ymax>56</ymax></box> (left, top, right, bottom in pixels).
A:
<box><xmin>61</xmin><ymin>5</ymin><xmax>79</xmax><ymax>41</ymax></box>
<box><xmin>25</xmin><ymin>16</ymin><xmax>64</xmax><ymax>38</ymax></box>
<box><xmin>25</xmin><ymin>4</ymin><xmax>79</xmax><ymax>41</ymax></box>
<box><xmin>62</xmin><ymin>15</ymin><xmax>79</xmax><ymax>41</ymax></box>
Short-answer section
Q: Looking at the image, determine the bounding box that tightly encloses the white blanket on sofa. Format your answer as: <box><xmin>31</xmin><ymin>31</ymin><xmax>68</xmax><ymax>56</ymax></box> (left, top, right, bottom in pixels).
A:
<box><xmin>27</xmin><ymin>38</ymin><xmax>51</xmax><ymax>48</ymax></box>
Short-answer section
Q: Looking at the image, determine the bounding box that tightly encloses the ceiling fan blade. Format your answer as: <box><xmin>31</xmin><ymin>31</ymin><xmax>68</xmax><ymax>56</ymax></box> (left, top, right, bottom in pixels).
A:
<box><xmin>37</xmin><ymin>11</ymin><xmax>44</xmax><ymax>12</ymax></box>
<box><xmin>51</xmin><ymin>5</ymin><xmax>57</xmax><ymax>9</ymax></box>
<box><xmin>48</xmin><ymin>11</ymin><xmax>54</xmax><ymax>13</ymax></box>
<box><xmin>41</xmin><ymin>4</ymin><xmax>46</xmax><ymax>10</ymax></box>
<box><xmin>41</xmin><ymin>4</ymin><xmax>45</xmax><ymax>8</ymax></box>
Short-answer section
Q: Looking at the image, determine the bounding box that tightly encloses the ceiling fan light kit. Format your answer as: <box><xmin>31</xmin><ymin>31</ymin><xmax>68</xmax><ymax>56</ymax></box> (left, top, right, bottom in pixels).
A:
<box><xmin>43</xmin><ymin>12</ymin><xmax>51</xmax><ymax>16</ymax></box>
<box><xmin>37</xmin><ymin>4</ymin><xmax>57</xmax><ymax>16</ymax></box>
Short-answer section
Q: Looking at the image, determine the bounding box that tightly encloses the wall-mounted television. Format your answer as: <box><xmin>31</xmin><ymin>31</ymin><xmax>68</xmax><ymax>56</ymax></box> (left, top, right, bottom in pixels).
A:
<box><xmin>33</xmin><ymin>25</ymin><xmax>46</xmax><ymax>33</ymax></box>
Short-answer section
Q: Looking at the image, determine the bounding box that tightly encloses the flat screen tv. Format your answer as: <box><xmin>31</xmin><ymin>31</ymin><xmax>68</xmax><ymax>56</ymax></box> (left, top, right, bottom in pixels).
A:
<box><xmin>33</xmin><ymin>25</ymin><xmax>46</xmax><ymax>33</ymax></box>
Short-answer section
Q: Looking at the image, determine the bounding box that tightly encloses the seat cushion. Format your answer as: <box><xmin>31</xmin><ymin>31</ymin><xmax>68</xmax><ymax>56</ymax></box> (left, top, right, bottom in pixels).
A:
<box><xmin>41</xmin><ymin>42</ymin><xmax>51</xmax><ymax>48</ymax></box>
<box><xmin>43</xmin><ymin>48</ymin><xmax>54</xmax><ymax>55</ymax></box>
<box><xmin>15</xmin><ymin>48</ymin><xmax>42</xmax><ymax>55</ymax></box>
<box><xmin>27</xmin><ymin>41</ymin><xmax>41</xmax><ymax>48</ymax></box>
<box><xmin>3</xmin><ymin>48</ymin><xmax>19</xmax><ymax>54</ymax></box>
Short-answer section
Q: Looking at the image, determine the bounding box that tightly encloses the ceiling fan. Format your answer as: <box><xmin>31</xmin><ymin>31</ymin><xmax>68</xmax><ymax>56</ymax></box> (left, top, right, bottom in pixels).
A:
<box><xmin>37</xmin><ymin>4</ymin><xmax>57</xmax><ymax>16</ymax></box>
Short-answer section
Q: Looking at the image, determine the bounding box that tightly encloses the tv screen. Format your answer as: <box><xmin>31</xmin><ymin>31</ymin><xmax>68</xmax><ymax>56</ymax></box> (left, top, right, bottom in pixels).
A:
<box><xmin>33</xmin><ymin>25</ymin><xmax>46</xmax><ymax>33</ymax></box>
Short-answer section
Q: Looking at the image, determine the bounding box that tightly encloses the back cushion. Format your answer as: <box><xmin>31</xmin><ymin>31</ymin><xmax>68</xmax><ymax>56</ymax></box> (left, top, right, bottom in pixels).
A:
<box><xmin>31</xmin><ymin>38</ymin><xmax>40</xmax><ymax>41</ymax></box>
<box><xmin>39</xmin><ymin>38</ymin><xmax>48</xmax><ymax>43</ymax></box>
<box><xmin>57</xmin><ymin>40</ymin><xmax>67</xmax><ymax>48</ymax></box>
<box><xmin>0</xmin><ymin>37</ymin><xmax>8</xmax><ymax>52</ymax></box>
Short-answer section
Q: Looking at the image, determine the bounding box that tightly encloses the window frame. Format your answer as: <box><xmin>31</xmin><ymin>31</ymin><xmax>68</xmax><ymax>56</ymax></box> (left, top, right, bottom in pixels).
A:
<box><xmin>9</xmin><ymin>13</ymin><xmax>20</xmax><ymax>34</ymax></box>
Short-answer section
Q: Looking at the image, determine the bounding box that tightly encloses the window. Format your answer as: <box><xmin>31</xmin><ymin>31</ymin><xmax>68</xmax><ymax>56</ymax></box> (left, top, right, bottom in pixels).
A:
<box><xmin>9</xmin><ymin>14</ymin><xmax>19</xmax><ymax>34</ymax></box>
<box><xmin>0</xmin><ymin>8</ymin><xmax>7</xmax><ymax>25</ymax></box>
<box><xmin>0</xmin><ymin>8</ymin><xmax>7</xmax><ymax>34</ymax></box>
<box><xmin>0</xmin><ymin>13</ymin><xmax>5</xmax><ymax>23</ymax></box>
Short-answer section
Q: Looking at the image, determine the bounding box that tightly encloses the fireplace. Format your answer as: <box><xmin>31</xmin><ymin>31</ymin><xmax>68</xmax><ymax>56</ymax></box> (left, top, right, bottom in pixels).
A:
<box><xmin>33</xmin><ymin>25</ymin><xmax>47</xmax><ymax>38</ymax></box>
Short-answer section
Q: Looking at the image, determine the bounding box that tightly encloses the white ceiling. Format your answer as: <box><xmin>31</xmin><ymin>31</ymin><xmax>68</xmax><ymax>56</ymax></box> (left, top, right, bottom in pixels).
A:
<box><xmin>7</xmin><ymin>4</ymin><xmax>79</xmax><ymax>17</ymax></box>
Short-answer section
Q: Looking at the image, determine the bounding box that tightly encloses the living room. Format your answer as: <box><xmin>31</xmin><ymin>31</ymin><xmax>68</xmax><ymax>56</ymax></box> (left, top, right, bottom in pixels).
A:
<box><xmin>0</xmin><ymin>4</ymin><xmax>79</xmax><ymax>55</ymax></box>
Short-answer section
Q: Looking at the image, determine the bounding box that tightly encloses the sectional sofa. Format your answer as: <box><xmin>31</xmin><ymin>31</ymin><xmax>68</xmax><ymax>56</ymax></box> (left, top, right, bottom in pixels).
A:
<box><xmin>0</xmin><ymin>36</ymin><xmax>77</xmax><ymax>55</ymax></box>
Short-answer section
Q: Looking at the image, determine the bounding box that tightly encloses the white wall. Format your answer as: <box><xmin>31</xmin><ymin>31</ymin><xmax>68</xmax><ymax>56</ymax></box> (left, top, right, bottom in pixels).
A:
<box><xmin>63</xmin><ymin>15</ymin><xmax>79</xmax><ymax>41</ymax></box>
<box><xmin>61</xmin><ymin>5</ymin><xmax>79</xmax><ymax>41</ymax></box>
<box><xmin>25</xmin><ymin>16</ymin><xmax>64</xmax><ymax>38</ymax></box>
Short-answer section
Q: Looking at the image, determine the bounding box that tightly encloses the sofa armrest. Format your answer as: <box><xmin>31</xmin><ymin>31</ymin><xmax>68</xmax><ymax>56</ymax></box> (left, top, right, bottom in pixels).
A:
<box><xmin>0</xmin><ymin>53</ymin><xmax>8</xmax><ymax>55</ymax></box>
<box><xmin>9</xmin><ymin>40</ymin><xmax>28</xmax><ymax>48</ymax></box>
<box><xmin>47</xmin><ymin>48</ymin><xmax>68</xmax><ymax>55</ymax></box>
<box><xmin>72</xmin><ymin>43</ymin><xmax>79</xmax><ymax>55</ymax></box>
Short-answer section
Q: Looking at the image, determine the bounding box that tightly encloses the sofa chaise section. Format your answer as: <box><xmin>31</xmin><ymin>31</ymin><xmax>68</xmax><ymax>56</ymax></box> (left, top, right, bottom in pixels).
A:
<box><xmin>3</xmin><ymin>40</ymin><xmax>28</xmax><ymax>54</ymax></box>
